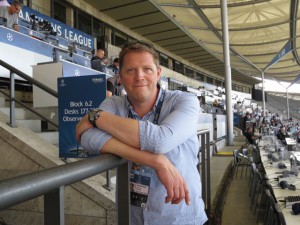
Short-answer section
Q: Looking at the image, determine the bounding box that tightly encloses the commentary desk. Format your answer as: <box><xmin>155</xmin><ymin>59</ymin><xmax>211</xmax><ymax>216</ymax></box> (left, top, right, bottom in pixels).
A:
<box><xmin>259</xmin><ymin>138</ymin><xmax>300</xmax><ymax>224</ymax></box>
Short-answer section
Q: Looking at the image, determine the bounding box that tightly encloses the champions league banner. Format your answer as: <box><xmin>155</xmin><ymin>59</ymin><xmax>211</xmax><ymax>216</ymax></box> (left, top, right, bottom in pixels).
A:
<box><xmin>18</xmin><ymin>6</ymin><xmax>94</xmax><ymax>49</ymax></box>
<box><xmin>58</xmin><ymin>75</ymin><xmax>106</xmax><ymax>158</ymax></box>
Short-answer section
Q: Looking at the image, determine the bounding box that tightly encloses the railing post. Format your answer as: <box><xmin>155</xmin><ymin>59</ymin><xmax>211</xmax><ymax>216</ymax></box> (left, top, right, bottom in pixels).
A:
<box><xmin>44</xmin><ymin>186</ymin><xmax>65</xmax><ymax>225</ymax></box>
<box><xmin>103</xmin><ymin>170</ymin><xmax>112</xmax><ymax>191</ymax></box>
<box><xmin>9</xmin><ymin>71</ymin><xmax>15</xmax><ymax>128</ymax></box>
<box><xmin>116</xmin><ymin>162</ymin><xmax>130</xmax><ymax>225</ymax></box>
<box><xmin>199</xmin><ymin>130</ymin><xmax>211</xmax><ymax>217</ymax></box>
<box><xmin>200</xmin><ymin>133</ymin><xmax>207</xmax><ymax>209</ymax></box>
<box><xmin>205</xmin><ymin>131</ymin><xmax>211</xmax><ymax>215</ymax></box>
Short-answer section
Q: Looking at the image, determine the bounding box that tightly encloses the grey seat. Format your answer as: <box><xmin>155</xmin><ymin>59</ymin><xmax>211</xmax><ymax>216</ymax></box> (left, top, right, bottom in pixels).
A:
<box><xmin>263</xmin><ymin>189</ymin><xmax>286</xmax><ymax>225</ymax></box>
<box><xmin>233</xmin><ymin>149</ymin><xmax>251</xmax><ymax>179</ymax></box>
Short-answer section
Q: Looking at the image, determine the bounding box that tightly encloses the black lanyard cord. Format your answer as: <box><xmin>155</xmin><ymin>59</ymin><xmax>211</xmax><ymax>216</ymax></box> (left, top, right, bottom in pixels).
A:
<box><xmin>128</xmin><ymin>90</ymin><xmax>165</xmax><ymax>125</ymax></box>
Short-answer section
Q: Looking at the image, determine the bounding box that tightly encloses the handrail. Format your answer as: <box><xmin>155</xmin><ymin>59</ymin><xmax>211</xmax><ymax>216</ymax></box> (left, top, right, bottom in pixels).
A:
<box><xmin>197</xmin><ymin>129</ymin><xmax>211</xmax><ymax>216</ymax></box>
<box><xmin>0</xmin><ymin>89</ymin><xmax>59</xmax><ymax>128</ymax></box>
<box><xmin>0</xmin><ymin>129</ymin><xmax>211</xmax><ymax>224</ymax></box>
<box><xmin>0</xmin><ymin>154</ymin><xmax>130</xmax><ymax>225</ymax></box>
<box><xmin>0</xmin><ymin>154</ymin><xmax>125</xmax><ymax>209</ymax></box>
<box><xmin>0</xmin><ymin>59</ymin><xmax>58</xmax><ymax>98</ymax></box>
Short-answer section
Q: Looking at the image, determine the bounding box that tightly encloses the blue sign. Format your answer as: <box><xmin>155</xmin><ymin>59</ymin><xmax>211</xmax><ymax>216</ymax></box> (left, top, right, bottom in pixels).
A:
<box><xmin>58</xmin><ymin>75</ymin><xmax>106</xmax><ymax>158</ymax></box>
<box><xmin>0</xmin><ymin>26</ymin><xmax>53</xmax><ymax>57</ymax></box>
<box><xmin>19</xmin><ymin>6</ymin><xmax>94</xmax><ymax>49</ymax></box>
<box><xmin>265</xmin><ymin>41</ymin><xmax>292</xmax><ymax>70</ymax></box>
<box><xmin>61</xmin><ymin>60</ymin><xmax>102</xmax><ymax>77</ymax></box>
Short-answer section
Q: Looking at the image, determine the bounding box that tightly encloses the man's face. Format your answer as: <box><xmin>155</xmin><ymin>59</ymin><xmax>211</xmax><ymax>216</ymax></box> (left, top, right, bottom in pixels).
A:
<box><xmin>97</xmin><ymin>50</ymin><xmax>105</xmax><ymax>59</ymax></box>
<box><xmin>11</xmin><ymin>4</ymin><xmax>21</xmax><ymax>14</ymax></box>
<box><xmin>119</xmin><ymin>51</ymin><xmax>161</xmax><ymax>104</ymax></box>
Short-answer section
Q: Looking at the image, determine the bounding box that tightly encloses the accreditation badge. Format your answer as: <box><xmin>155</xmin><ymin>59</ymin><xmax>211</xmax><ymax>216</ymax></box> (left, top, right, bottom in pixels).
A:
<box><xmin>130</xmin><ymin>173</ymin><xmax>151</xmax><ymax>208</ymax></box>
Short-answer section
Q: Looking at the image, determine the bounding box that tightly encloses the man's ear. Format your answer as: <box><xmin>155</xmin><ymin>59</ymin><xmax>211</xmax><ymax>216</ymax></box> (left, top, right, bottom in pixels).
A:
<box><xmin>118</xmin><ymin>73</ymin><xmax>123</xmax><ymax>85</ymax></box>
<box><xmin>157</xmin><ymin>66</ymin><xmax>162</xmax><ymax>80</ymax></box>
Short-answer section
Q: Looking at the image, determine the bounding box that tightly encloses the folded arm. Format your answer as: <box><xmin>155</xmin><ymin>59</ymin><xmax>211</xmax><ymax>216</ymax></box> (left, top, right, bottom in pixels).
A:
<box><xmin>76</xmin><ymin>92</ymin><xmax>199</xmax><ymax>154</ymax></box>
<box><xmin>80</xmin><ymin>128</ymin><xmax>190</xmax><ymax>205</ymax></box>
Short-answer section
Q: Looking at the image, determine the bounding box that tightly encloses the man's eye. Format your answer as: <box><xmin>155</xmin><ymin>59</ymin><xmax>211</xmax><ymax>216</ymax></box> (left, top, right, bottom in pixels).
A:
<box><xmin>127</xmin><ymin>69</ymin><xmax>135</xmax><ymax>73</ymax></box>
<box><xmin>144</xmin><ymin>68</ymin><xmax>153</xmax><ymax>73</ymax></box>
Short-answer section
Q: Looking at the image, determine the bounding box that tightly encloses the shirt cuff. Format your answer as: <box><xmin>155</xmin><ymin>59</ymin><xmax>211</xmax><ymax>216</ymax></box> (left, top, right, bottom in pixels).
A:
<box><xmin>80</xmin><ymin>128</ymin><xmax>112</xmax><ymax>154</ymax></box>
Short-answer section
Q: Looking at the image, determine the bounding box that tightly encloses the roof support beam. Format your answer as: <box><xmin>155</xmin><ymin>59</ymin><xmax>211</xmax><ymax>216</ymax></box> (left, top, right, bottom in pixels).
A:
<box><xmin>220</xmin><ymin>0</ymin><xmax>234</xmax><ymax>145</ymax></box>
<box><xmin>290</xmin><ymin>0</ymin><xmax>300</xmax><ymax>66</ymax></box>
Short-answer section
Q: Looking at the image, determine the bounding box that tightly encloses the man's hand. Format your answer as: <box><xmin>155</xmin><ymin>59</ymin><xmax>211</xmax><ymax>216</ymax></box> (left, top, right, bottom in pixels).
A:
<box><xmin>102</xmin><ymin>139</ymin><xmax>190</xmax><ymax>205</ymax></box>
<box><xmin>75</xmin><ymin>114</ymin><xmax>93</xmax><ymax>142</ymax></box>
<box><xmin>155</xmin><ymin>155</ymin><xmax>190</xmax><ymax>205</ymax></box>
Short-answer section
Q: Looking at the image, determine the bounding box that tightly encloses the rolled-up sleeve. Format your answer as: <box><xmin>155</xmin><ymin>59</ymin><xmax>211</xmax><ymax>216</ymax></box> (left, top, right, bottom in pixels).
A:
<box><xmin>139</xmin><ymin>92</ymin><xmax>200</xmax><ymax>154</ymax></box>
<box><xmin>81</xmin><ymin>128</ymin><xmax>112</xmax><ymax>154</ymax></box>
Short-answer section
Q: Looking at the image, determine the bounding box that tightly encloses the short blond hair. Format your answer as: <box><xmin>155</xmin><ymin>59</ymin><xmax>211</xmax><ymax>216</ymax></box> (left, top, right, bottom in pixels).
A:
<box><xmin>119</xmin><ymin>40</ymin><xmax>159</xmax><ymax>70</ymax></box>
<box><xmin>11</xmin><ymin>0</ymin><xmax>22</xmax><ymax>7</ymax></box>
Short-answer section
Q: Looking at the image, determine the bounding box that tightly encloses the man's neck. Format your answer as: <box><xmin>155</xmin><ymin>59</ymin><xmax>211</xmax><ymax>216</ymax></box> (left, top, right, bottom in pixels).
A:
<box><xmin>130</xmin><ymin>88</ymin><xmax>160</xmax><ymax>117</ymax></box>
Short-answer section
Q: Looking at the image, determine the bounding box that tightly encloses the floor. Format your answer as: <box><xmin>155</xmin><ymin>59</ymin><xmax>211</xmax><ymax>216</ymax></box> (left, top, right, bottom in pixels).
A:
<box><xmin>210</xmin><ymin>135</ymin><xmax>258</xmax><ymax>225</ymax></box>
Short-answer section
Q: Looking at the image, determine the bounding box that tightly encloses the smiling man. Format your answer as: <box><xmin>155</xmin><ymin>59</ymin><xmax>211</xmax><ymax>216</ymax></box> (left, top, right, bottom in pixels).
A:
<box><xmin>76</xmin><ymin>41</ymin><xmax>207</xmax><ymax>225</ymax></box>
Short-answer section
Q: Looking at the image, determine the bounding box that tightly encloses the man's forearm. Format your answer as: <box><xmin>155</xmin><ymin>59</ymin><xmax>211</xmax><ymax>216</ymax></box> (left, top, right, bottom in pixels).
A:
<box><xmin>96</xmin><ymin>111</ymin><xmax>140</xmax><ymax>148</ymax></box>
<box><xmin>101</xmin><ymin>137</ymin><xmax>161</xmax><ymax>167</ymax></box>
<box><xmin>101</xmin><ymin>137</ymin><xmax>190</xmax><ymax>205</ymax></box>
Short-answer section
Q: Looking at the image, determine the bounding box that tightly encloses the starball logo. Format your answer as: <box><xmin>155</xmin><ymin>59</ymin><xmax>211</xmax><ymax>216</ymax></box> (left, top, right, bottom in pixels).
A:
<box><xmin>7</xmin><ymin>33</ymin><xmax>13</xmax><ymax>41</ymax></box>
<box><xmin>59</xmin><ymin>79</ymin><xmax>66</xmax><ymax>87</ymax></box>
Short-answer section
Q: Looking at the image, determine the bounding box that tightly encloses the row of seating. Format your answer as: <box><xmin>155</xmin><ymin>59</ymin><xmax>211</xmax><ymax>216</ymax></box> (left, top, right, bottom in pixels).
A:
<box><xmin>232</xmin><ymin>144</ymin><xmax>286</xmax><ymax>225</ymax></box>
<box><xmin>267</xmin><ymin>94</ymin><xmax>300</xmax><ymax>120</ymax></box>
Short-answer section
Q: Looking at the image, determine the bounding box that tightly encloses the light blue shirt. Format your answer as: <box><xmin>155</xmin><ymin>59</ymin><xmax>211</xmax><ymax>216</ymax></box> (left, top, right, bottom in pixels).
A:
<box><xmin>0</xmin><ymin>6</ymin><xmax>18</xmax><ymax>29</ymax></box>
<box><xmin>81</xmin><ymin>88</ymin><xmax>208</xmax><ymax>225</ymax></box>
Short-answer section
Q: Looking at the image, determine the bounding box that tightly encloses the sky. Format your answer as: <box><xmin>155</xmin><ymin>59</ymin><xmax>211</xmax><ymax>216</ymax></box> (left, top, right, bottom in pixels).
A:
<box><xmin>258</xmin><ymin>79</ymin><xmax>300</xmax><ymax>94</ymax></box>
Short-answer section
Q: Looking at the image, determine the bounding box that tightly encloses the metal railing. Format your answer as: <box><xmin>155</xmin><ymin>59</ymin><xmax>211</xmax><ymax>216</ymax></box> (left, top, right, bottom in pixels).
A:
<box><xmin>0</xmin><ymin>60</ymin><xmax>58</xmax><ymax>128</ymax></box>
<box><xmin>198</xmin><ymin>129</ymin><xmax>211</xmax><ymax>216</ymax></box>
<box><xmin>0</xmin><ymin>130</ymin><xmax>211</xmax><ymax>225</ymax></box>
<box><xmin>0</xmin><ymin>59</ymin><xmax>113</xmax><ymax>188</ymax></box>
<box><xmin>0</xmin><ymin>154</ymin><xmax>130</xmax><ymax>225</ymax></box>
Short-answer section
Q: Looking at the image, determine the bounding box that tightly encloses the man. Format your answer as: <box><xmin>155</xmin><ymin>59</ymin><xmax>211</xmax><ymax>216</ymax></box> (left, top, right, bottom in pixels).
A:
<box><xmin>0</xmin><ymin>0</ymin><xmax>21</xmax><ymax>31</ymax></box>
<box><xmin>106</xmin><ymin>79</ymin><xmax>114</xmax><ymax>97</ymax></box>
<box><xmin>76</xmin><ymin>41</ymin><xmax>207</xmax><ymax>224</ymax></box>
<box><xmin>90</xmin><ymin>48</ymin><xmax>108</xmax><ymax>72</ymax></box>
<box><xmin>277</xmin><ymin>126</ymin><xmax>288</xmax><ymax>145</ymax></box>
<box><xmin>107</xmin><ymin>57</ymin><xmax>126</xmax><ymax>96</ymax></box>
<box><xmin>242</xmin><ymin>112</ymin><xmax>251</xmax><ymax>136</ymax></box>
<box><xmin>107</xmin><ymin>57</ymin><xmax>119</xmax><ymax>75</ymax></box>
<box><xmin>297</xmin><ymin>131</ymin><xmax>300</xmax><ymax>144</ymax></box>
<box><xmin>213</xmin><ymin>99</ymin><xmax>218</xmax><ymax>107</ymax></box>
<box><xmin>245</xmin><ymin>126</ymin><xmax>261</xmax><ymax>145</ymax></box>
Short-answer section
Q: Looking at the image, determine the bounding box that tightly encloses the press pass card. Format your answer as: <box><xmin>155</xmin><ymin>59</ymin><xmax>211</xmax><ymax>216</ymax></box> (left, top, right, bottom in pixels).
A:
<box><xmin>130</xmin><ymin>173</ymin><xmax>151</xmax><ymax>208</ymax></box>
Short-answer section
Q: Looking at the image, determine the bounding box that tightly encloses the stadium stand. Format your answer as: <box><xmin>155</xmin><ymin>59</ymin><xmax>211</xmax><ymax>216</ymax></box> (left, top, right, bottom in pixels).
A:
<box><xmin>0</xmin><ymin>1</ymin><xmax>300</xmax><ymax>225</ymax></box>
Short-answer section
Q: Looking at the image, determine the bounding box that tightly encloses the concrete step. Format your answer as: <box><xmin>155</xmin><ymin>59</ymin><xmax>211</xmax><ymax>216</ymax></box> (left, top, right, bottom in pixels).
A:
<box><xmin>16</xmin><ymin>119</ymin><xmax>42</xmax><ymax>132</ymax></box>
<box><xmin>0</xmin><ymin>107</ymin><xmax>28</xmax><ymax>120</ymax></box>
<box><xmin>0</xmin><ymin>96</ymin><xmax>5</xmax><ymax>107</ymax></box>
<box><xmin>0</xmin><ymin>107</ymin><xmax>39</xmax><ymax>120</ymax></box>
<box><xmin>0</xmin><ymin>104</ymin><xmax>59</xmax><ymax>145</ymax></box>
<box><xmin>36</xmin><ymin>131</ymin><xmax>59</xmax><ymax>145</ymax></box>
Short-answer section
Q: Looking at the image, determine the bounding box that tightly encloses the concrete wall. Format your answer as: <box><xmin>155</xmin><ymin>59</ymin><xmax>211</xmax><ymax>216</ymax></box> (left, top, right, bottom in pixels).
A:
<box><xmin>0</xmin><ymin>112</ymin><xmax>117</xmax><ymax>225</ymax></box>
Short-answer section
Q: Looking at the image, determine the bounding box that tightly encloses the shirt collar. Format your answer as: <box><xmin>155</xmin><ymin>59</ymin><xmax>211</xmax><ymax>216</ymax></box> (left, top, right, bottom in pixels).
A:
<box><xmin>126</xmin><ymin>85</ymin><xmax>163</xmax><ymax>114</ymax></box>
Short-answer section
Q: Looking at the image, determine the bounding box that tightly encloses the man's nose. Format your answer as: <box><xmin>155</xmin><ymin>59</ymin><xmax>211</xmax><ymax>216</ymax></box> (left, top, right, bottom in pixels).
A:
<box><xmin>135</xmin><ymin>68</ymin><xmax>145</xmax><ymax>79</ymax></box>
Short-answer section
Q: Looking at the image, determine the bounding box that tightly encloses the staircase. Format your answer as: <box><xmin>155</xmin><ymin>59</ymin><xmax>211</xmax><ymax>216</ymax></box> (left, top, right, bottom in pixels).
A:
<box><xmin>0</xmin><ymin>93</ymin><xmax>59</xmax><ymax>145</ymax></box>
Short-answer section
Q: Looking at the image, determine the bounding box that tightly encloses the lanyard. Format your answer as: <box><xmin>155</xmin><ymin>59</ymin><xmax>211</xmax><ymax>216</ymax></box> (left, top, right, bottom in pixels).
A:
<box><xmin>128</xmin><ymin>90</ymin><xmax>165</xmax><ymax>125</ymax></box>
